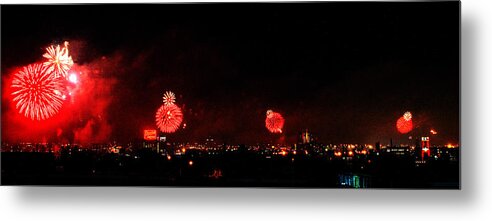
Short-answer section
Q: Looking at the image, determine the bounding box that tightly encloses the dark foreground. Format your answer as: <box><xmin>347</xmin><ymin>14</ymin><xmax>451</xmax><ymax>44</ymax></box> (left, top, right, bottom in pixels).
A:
<box><xmin>1</xmin><ymin>149</ymin><xmax>459</xmax><ymax>188</ymax></box>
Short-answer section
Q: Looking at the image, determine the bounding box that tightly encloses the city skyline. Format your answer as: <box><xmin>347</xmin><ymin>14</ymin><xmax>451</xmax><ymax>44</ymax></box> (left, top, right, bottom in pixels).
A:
<box><xmin>1</xmin><ymin>3</ymin><xmax>459</xmax><ymax>146</ymax></box>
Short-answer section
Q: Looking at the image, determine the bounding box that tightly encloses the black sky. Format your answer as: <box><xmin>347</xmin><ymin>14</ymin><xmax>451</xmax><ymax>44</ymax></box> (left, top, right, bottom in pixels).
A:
<box><xmin>1</xmin><ymin>2</ymin><xmax>459</xmax><ymax>145</ymax></box>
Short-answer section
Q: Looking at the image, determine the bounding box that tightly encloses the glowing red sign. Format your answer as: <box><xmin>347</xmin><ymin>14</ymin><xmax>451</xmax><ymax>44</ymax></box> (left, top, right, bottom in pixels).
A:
<box><xmin>144</xmin><ymin>130</ymin><xmax>157</xmax><ymax>141</ymax></box>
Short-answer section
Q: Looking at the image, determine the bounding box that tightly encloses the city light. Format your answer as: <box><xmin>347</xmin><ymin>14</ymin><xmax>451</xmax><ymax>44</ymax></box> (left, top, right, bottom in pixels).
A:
<box><xmin>0</xmin><ymin>138</ymin><xmax>460</xmax><ymax>188</ymax></box>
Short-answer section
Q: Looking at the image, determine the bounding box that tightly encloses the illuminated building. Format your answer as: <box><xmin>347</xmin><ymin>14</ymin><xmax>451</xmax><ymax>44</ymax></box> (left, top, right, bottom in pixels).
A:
<box><xmin>205</xmin><ymin>136</ymin><xmax>217</xmax><ymax>148</ymax></box>
<box><xmin>301</xmin><ymin>129</ymin><xmax>312</xmax><ymax>144</ymax></box>
<box><xmin>143</xmin><ymin>130</ymin><xmax>157</xmax><ymax>141</ymax></box>
<box><xmin>338</xmin><ymin>173</ymin><xmax>370</xmax><ymax>188</ymax></box>
<box><xmin>300</xmin><ymin>129</ymin><xmax>316</xmax><ymax>144</ymax></box>
<box><xmin>384</xmin><ymin>146</ymin><xmax>411</xmax><ymax>156</ymax></box>
<box><xmin>421</xmin><ymin>136</ymin><xmax>430</xmax><ymax>160</ymax></box>
<box><xmin>435</xmin><ymin>146</ymin><xmax>459</xmax><ymax>162</ymax></box>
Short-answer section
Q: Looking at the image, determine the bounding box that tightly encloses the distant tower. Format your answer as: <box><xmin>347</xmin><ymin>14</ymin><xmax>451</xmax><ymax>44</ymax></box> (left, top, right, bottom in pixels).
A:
<box><xmin>301</xmin><ymin>129</ymin><xmax>312</xmax><ymax>144</ymax></box>
<box><xmin>421</xmin><ymin>136</ymin><xmax>430</xmax><ymax>160</ymax></box>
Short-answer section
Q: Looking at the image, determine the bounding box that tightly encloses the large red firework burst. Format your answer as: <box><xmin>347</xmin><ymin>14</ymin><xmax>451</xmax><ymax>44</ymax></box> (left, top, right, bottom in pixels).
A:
<box><xmin>155</xmin><ymin>104</ymin><xmax>183</xmax><ymax>133</ymax></box>
<box><xmin>265</xmin><ymin>110</ymin><xmax>285</xmax><ymax>133</ymax></box>
<box><xmin>396</xmin><ymin>111</ymin><xmax>413</xmax><ymax>134</ymax></box>
<box><xmin>42</xmin><ymin>41</ymin><xmax>74</xmax><ymax>79</ymax></box>
<box><xmin>11</xmin><ymin>63</ymin><xmax>65</xmax><ymax>121</ymax></box>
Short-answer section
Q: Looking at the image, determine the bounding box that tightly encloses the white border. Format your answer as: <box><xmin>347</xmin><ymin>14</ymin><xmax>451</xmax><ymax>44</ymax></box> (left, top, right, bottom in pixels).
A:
<box><xmin>2</xmin><ymin>0</ymin><xmax>492</xmax><ymax>220</ymax></box>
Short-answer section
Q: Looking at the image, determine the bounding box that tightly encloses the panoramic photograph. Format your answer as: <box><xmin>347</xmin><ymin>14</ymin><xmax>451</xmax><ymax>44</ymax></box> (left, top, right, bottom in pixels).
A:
<box><xmin>1</xmin><ymin>2</ymin><xmax>459</xmax><ymax>188</ymax></box>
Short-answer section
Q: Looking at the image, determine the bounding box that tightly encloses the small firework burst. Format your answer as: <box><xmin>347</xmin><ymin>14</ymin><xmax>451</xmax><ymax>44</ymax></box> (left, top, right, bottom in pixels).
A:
<box><xmin>11</xmin><ymin>63</ymin><xmax>65</xmax><ymax>120</ymax></box>
<box><xmin>430</xmin><ymin>129</ymin><xmax>438</xmax><ymax>135</ymax></box>
<box><xmin>265</xmin><ymin>109</ymin><xmax>285</xmax><ymax>133</ymax></box>
<box><xmin>162</xmin><ymin>91</ymin><xmax>176</xmax><ymax>106</ymax></box>
<box><xmin>396</xmin><ymin>111</ymin><xmax>413</xmax><ymax>134</ymax></box>
<box><xmin>156</xmin><ymin>91</ymin><xmax>183</xmax><ymax>133</ymax></box>
<box><xmin>42</xmin><ymin>41</ymin><xmax>74</xmax><ymax>79</ymax></box>
<box><xmin>155</xmin><ymin>104</ymin><xmax>183</xmax><ymax>133</ymax></box>
<box><xmin>403</xmin><ymin>111</ymin><xmax>412</xmax><ymax>121</ymax></box>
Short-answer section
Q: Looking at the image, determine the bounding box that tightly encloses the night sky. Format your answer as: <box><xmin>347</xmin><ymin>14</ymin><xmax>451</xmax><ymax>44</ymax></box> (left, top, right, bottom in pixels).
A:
<box><xmin>1</xmin><ymin>2</ymin><xmax>459</xmax><ymax>145</ymax></box>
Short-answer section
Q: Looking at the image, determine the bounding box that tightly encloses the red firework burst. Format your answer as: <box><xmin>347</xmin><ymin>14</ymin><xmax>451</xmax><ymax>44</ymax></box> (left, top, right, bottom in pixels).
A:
<box><xmin>265</xmin><ymin>110</ymin><xmax>285</xmax><ymax>133</ymax></box>
<box><xmin>396</xmin><ymin>115</ymin><xmax>413</xmax><ymax>134</ymax></box>
<box><xmin>11</xmin><ymin>63</ymin><xmax>65</xmax><ymax>120</ymax></box>
<box><xmin>155</xmin><ymin>103</ymin><xmax>183</xmax><ymax>133</ymax></box>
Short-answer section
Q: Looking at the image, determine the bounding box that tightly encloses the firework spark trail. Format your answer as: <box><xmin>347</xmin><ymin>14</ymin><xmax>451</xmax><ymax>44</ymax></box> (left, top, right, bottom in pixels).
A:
<box><xmin>42</xmin><ymin>41</ymin><xmax>74</xmax><ymax>79</ymax></box>
<box><xmin>265</xmin><ymin>109</ymin><xmax>285</xmax><ymax>133</ymax></box>
<box><xmin>11</xmin><ymin>63</ymin><xmax>65</xmax><ymax>120</ymax></box>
